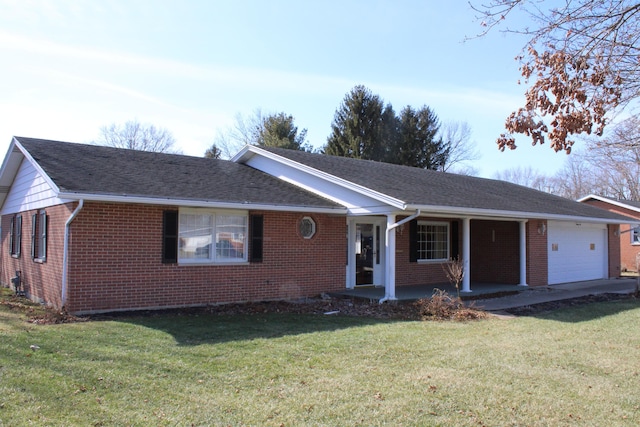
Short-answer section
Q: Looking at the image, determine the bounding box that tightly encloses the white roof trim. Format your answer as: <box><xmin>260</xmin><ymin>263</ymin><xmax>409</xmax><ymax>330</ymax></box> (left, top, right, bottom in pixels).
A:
<box><xmin>233</xmin><ymin>145</ymin><xmax>407</xmax><ymax>210</ymax></box>
<box><xmin>0</xmin><ymin>138</ymin><xmax>63</xmax><ymax>211</ymax></box>
<box><xmin>578</xmin><ymin>194</ymin><xmax>640</xmax><ymax>214</ymax></box>
<box><xmin>57</xmin><ymin>192</ymin><xmax>348</xmax><ymax>214</ymax></box>
<box><xmin>405</xmin><ymin>203</ymin><xmax>628</xmax><ymax>224</ymax></box>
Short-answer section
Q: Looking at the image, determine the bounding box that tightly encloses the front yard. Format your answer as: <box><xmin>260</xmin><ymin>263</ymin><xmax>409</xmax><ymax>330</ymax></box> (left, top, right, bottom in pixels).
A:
<box><xmin>1</xmin><ymin>289</ymin><xmax>640</xmax><ymax>426</ymax></box>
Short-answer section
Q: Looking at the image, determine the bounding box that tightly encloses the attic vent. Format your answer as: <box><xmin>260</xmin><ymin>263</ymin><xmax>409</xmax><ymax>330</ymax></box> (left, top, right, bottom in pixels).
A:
<box><xmin>299</xmin><ymin>216</ymin><xmax>316</xmax><ymax>239</ymax></box>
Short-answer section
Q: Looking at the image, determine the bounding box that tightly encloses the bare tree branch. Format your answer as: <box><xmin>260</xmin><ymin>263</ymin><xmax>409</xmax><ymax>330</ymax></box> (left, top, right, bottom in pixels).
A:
<box><xmin>473</xmin><ymin>0</ymin><xmax>640</xmax><ymax>153</ymax></box>
<box><xmin>95</xmin><ymin>120</ymin><xmax>181</xmax><ymax>154</ymax></box>
<box><xmin>439</xmin><ymin>121</ymin><xmax>480</xmax><ymax>174</ymax></box>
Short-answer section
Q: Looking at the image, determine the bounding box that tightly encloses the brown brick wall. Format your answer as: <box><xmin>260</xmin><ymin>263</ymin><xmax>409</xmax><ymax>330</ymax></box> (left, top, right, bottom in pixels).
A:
<box><xmin>64</xmin><ymin>203</ymin><xmax>346</xmax><ymax>314</ymax></box>
<box><xmin>394</xmin><ymin>217</ymin><xmax>453</xmax><ymax>287</ymax></box>
<box><xmin>619</xmin><ymin>223</ymin><xmax>640</xmax><ymax>272</ymax></box>
<box><xmin>526</xmin><ymin>220</ymin><xmax>548</xmax><ymax>287</ymax></box>
<box><xmin>582</xmin><ymin>199</ymin><xmax>638</xmax><ymax>273</ymax></box>
<box><xmin>394</xmin><ymin>217</ymin><xmax>543</xmax><ymax>287</ymax></box>
<box><xmin>0</xmin><ymin>203</ymin><xmax>72</xmax><ymax>308</ymax></box>
<box><xmin>8</xmin><ymin>199</ymin><xmax>602</xmax><ymax>312</ymax></box>
<box><xmin>608</xmin><ymin>224</ymin><xmax>622</xmax><ymax>277</ymax></box>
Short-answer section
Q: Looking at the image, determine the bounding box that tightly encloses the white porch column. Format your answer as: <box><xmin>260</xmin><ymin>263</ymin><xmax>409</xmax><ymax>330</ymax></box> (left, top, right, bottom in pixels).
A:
<box><xmin>461</xmin><ymin>217</ymin><xmax>471</xmax><ymax>293</ymax></box>
<box><xmin>519</xmin><ymin>220</ymin><xmax>528</xmax><ymax>286</ymax></box>
<box><xmin>385</xmin><ymin>214</ymin><xmax>397</xmax><ymax>301</ymax></box>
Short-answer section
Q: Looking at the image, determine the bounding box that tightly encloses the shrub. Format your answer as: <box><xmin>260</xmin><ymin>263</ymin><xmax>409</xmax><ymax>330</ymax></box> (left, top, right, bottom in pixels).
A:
<box><xmin>414</xmin><ymin>289</ymin><xmax>487</xmax><ymax>321</ymax></box>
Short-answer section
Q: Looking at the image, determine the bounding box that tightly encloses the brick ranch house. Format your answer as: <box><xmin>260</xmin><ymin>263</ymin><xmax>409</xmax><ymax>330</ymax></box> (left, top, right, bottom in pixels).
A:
<box><xmin>580</xmin><ymin>195</ymin><xmax>640</xmax><ymax>273</ymax></box>
<box><xmin>0</xmin><ymin>137</ymin><xmax>632</xmax><ymax>314</ymax></box>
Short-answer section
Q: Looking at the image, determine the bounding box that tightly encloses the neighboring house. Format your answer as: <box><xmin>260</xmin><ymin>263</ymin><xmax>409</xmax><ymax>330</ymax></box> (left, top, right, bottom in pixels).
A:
<box><xmin>579</xmin><ymin>195</ymin><xmax>640</xmax><ymax>272</ymax></box>
<box><xmin>0</xmin><ymin>137</ymin><xmax>632</xmax><ymax>314</ymax></box>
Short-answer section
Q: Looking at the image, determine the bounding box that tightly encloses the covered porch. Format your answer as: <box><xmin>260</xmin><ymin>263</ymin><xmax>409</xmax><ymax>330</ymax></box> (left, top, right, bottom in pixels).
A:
<box><xmin>348</xmin><ymin>213</ymin><xmax>538</xmax><ymax>302</ymax></box>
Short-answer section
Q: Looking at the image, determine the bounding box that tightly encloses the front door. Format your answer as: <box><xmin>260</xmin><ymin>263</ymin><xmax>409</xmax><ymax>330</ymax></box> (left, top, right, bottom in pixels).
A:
<box><xmin>353</xmin><ymin>221</ymin><xmax>384</xmax><ymax>286</ymax></box>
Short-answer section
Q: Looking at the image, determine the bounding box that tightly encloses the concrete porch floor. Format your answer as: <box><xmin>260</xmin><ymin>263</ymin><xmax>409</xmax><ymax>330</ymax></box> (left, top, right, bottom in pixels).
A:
<box><xmin>332</xmin><ymin>282</ymin><xmax>527</xmax><ymax>301</ymax></box>
<box><xmin>331</xmin><ymin>278</ymin><xmax>639</xmax><ymax>311</ymax></box>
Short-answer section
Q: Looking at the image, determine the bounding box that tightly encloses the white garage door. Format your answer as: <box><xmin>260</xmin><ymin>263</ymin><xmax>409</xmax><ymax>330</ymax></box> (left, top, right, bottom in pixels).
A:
<box><xmin>547</xmin><ymin>221</ymin><xmax>608</xmax><ymax>285</ymax></box>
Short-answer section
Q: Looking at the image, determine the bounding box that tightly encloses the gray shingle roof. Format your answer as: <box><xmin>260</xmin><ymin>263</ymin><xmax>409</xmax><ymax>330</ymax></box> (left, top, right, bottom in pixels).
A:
<box><xmin>14</xmin><ymin>137</ymin><xmax>342</xmax><ymax>210</ymax></box>
<box><xmin>260</xmin><ymin>146</ymin><xmax>630</xmax><ymax>221</ymax></box>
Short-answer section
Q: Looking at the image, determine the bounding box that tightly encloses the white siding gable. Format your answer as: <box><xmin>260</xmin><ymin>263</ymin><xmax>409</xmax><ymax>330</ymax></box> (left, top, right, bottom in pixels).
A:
<box><xmin>243</xmin><ymin>153</ymin><xmax>403</xmax><ymax>215</ymax></box>
<box><xmin>1</xmin><ymin>158</ymin><xmax>72</xmax><ymax>215</ymax></box>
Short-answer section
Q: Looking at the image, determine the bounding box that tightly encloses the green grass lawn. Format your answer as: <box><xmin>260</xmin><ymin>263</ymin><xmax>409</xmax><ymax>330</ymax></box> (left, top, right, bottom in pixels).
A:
<box><xmin>1</xmin><ymin>291</ymin><xmax>640</xmax><ymax>426</ymax></box>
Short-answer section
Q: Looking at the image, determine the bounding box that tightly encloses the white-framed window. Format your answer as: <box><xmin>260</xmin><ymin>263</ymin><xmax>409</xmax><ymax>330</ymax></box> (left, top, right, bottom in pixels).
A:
<box><xmin>632</xmin><ymin>226</ymin><xmax>640</xmax><ymax>245</ymax></box>
<box><xmin>299</xmin><ymin>216</ymin><xmax>316</xmax><ymax>239</ymax></box>
<box><xmin>417</xmin><ymin>221</ymin><xmax>449</xmax><ymax>261</ymax></box>
<box><xmin>178</xmin><ymin>208</ymin><xmax>247</xmax><ymax>263</ymax></box>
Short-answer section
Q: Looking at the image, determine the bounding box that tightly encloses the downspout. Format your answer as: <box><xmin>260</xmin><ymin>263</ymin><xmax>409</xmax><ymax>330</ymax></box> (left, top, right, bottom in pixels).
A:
<box><xmin>380</xmin><ymin>209</ymin><xmax>421</xmax><ymax>304</ymax></box>
<box><xmin>61</xmin><ymin>199</ymin><xmax>84</xmax><ymax>307</ymax></box>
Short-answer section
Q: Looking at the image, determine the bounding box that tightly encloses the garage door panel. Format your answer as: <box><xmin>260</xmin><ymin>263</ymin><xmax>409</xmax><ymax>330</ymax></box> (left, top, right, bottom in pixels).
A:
<box><xmin>548</xmin><ymin>221</ymin><xmax>607</xmax><ymax>285</ymax></box>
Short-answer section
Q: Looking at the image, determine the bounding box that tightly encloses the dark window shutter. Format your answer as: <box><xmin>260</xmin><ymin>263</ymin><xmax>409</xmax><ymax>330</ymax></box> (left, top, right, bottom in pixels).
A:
<box><xmin>9</xmin><ymin>216</ymin><xmax>14</xmax><ymax>255</ymax></box>
<box><xmin>162</xmin><ymin>210</ymin><xmax>178</xmax><ymax>264</ymax></box>
<box><xmin>41</xmin><ymin>213</ymin><xmax>48</xmax><ymax>261</ymax></box>
<box><xmin>31</xmin><ymin>213</ymin><xmax>37</xmax><ymax>259</ymax></box>
<box><xmin>15</xmin><ymin>215</ymin><xmax>22</xmax><ymax>257</ymax></box>
<box><xmin>409</xmin><ymin>219</ymin><xmax>418</xmax><ymax>263</ymax></box>
<box><xmin>250</xmin><ymin>214</ymin><xmax>263</xmax><ymax>263</ymax></box>
<box><xmin>450</xmin><ymin>220</ymin><xmax>459</xmax><ymax>260</ymax></box>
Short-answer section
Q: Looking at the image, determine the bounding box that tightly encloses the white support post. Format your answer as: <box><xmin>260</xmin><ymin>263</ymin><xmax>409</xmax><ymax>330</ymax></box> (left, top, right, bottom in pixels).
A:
<box><xmin>519</xmin><ymin>220</ymin><xmax>528</xmax><ymax>286</ymax></box>
<box><xmin>384</xmin><ymin>214</ymin><xmax>397</xmax><ymax>301</ymax></box>
<box><xmin>461</xmin><ymin>217</ymin><xmax>471</xmax><ymax>293</ymax></box>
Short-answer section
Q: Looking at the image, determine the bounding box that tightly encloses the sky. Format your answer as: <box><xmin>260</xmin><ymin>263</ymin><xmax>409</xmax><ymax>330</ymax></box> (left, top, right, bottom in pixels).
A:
<box><xmin>0</xmin><ymin>0</ymin><xmax>575</xmax><ymax>178</ymax></box>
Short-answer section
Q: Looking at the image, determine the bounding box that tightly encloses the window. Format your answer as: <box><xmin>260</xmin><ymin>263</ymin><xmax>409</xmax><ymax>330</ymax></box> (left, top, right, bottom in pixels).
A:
<box><xmin>416</xmin><ymin>221</ymin><xmax>449</xmax><ymax>261</ymax></box>
<box><xmin>9</xmin><ymin>214</ymin><xmax>22</xmax><ymax>258</ymax></box>
<box><xmin>632</xmin><ymin>226</ymin><xmax>640</xmax><ymax>245</ymax></box>
<box><xmin>299</xmin><ymin>216</ymin><xmax>316</xmax><ymax>239</ymax></box>
<box><xmin>31</xmin><ymin>210</ymin><xmax>47</xmax><ymax>261</ymax></box>
<box><xmin>178</xmin><ymin>209</ymin><xmax>247</xmax><ymax>263</ymax></box>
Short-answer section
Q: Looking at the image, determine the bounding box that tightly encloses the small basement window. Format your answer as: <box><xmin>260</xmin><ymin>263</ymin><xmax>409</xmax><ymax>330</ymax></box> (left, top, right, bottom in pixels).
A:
<box><xmin>299</xmin><ymin>216</ymin><xmax>316</xmax><ymax>239</ymax></box>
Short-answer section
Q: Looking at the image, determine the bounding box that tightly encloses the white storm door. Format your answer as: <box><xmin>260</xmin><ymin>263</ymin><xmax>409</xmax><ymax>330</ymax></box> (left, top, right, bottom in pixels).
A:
<box><xmin>349</xmin><ymin>219</ymin><xmax>386</xmax><ymax>287</ymax></box>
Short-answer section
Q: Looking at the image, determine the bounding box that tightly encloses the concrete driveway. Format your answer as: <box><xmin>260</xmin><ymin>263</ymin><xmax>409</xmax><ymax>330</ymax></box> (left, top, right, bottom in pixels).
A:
<box><xmin>474</xmin><ymin>277</ymin><xmax>638</xmax><ymax>311</ymax></box>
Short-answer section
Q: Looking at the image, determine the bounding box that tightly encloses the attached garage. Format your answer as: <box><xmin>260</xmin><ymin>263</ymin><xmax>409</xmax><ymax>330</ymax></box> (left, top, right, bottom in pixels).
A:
<box><xmin>547</xmin><ymin>221</ymin><xmax>608</xmax><ymax>285</ymax></box>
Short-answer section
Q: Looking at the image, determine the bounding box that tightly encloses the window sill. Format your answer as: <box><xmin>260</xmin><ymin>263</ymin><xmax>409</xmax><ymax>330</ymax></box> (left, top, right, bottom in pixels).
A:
<box><xmin>33</xmin><ymin>258</ymin><xmax>46</xmax><ymax>264</ymax></box>
<box><xmin>178</xmin><ymin>261</ymin><xmax>250</xmax><ymax>266</ymax></box>
<box><xmin>417</xmin><ymin>258</ymin><xmax>448</xmax><ymax>264</ymax></box>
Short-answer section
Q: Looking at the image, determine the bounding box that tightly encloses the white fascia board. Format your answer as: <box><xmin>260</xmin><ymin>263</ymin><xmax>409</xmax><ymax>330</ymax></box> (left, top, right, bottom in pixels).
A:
<box><xmin>0</xmin><ymin>140</ymin><xmax>21</xmax><ymax>210</ymax></box>
<box><xmin>230</xmin><ymin>144</ymin><xmax>254</xmax><ymax>162</ymax></box>
<box><xmin>234</xmin><ymin>146</ymin><xmax>406</xmax><ymax>210</ymax></box>
<box><xmin>578</xmin><ymin>194</ymin><xmax>640</xmax><ymax>214</ymax></box>
<box><xmin>56</xmin><ymin>192</ymin><xmax>348</xmax><ymax>214</ymax></box>
<box><xmin>0</xmin><ymin>138</ymin><xmax>61</xmax><ymax>211</ymax></box>
<box><xmin>0</xmin><ymin>139</ymin><xmax>21</xmax><ymax>187</ymax></box>
<box><xmin>347</xmin><ymin>205</ymin><xmax>397</xmax><ymax>215</ymax></box>
<box><xmin>404</xmin><ymin>204</ymin><xmax>631</xmax><ymax>224</ymax></box>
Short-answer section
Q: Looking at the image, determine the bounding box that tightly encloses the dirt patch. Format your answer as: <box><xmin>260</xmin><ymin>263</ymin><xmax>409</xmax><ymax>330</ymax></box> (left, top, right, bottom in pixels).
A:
<box><xmin>0</xmin><ymin>293</ymin><xmax>86</xmax><ymax>324</ymax></box>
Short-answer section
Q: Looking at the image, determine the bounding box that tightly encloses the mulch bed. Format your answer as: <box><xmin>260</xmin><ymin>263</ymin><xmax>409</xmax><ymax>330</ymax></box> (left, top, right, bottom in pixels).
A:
<box><xmin>3</xmin><ymin>291</ymin><xmax>638</xmax><ymax>324</ymax></box>
<box><xmin>96</xmin><ymin>296</ymin><xmax>425</xmax><ymax>321</ymax></box>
